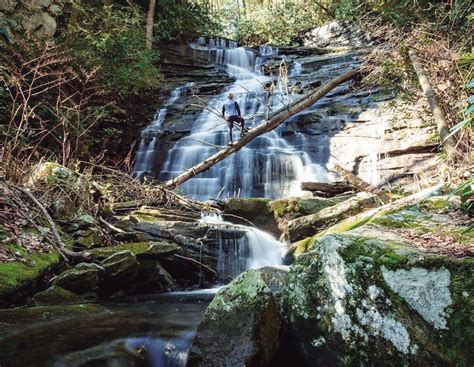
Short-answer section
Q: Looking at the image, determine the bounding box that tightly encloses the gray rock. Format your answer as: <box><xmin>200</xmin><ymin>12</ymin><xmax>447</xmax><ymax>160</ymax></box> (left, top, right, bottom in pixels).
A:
<box><xmin>100</xmin><ymin>251</ymin><xmax>139</xmax><ymax>287</ymax></box>
<box><xmin>189</xmin><ymin>269</ymin><xmax>282</xmax><ymax>367</ymax></box>
<box><xmin>31</xmin><ymin>285</ymin><xmax>81</xmax><ymax>306</ymax></box>
<box><xmin>282</xmin><ymin>233</ymin><xmax>473</xmax><ymax>366</ymax></box>
<box><xmin>53</xmin><ymin>264</ymin><xmax>101</xmax><ymax>294</ymax></box>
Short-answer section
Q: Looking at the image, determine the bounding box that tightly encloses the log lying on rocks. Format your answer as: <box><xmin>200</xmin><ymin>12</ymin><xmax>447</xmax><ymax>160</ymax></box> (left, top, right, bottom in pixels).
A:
<box><xmin>330</xmin><ymin>164</ymin><xmax>391</xmax><ymax>203</ymax></box>
<box><xmin>164</xmin><ymin>67</ymin><xmax>361</xmax><ymax>189</ymax></box>
<box><xmin>301</xmin><ymin>181</ymin><xmax>355</xmax><ymax>197</ymax></box>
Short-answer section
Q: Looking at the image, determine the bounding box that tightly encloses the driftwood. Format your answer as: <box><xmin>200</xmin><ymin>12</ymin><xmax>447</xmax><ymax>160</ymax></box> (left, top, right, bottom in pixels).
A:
<box><xmin>164</xmin><ymin>67</ymin><xmax>361</xmax><ymax>189</ymax></box>
<box><xmin>408</xmin><ymin>49</ymin><xmax>456</xmax><ymax>162</ymax></box>
<box><xmin>330</xmin><ymin>164</ymin><xmax>391</xmax><ymax>203</ymax></box>
<box><xmin>301</xmin><ymin>181</ymin><xmax>355</xmax><ymax>197</ymax></box>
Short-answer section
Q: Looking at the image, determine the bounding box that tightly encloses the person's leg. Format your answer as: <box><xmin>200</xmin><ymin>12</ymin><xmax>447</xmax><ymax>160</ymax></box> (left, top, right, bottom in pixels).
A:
<box><xmin>227</xmin><ymin>119</ymin><xmax>234</xmax><ymax>144</ymax></box>
<box><xmin>238</xmin><ymin>116</ymin><xmax>245</xmax><ymax>137</ymax></box>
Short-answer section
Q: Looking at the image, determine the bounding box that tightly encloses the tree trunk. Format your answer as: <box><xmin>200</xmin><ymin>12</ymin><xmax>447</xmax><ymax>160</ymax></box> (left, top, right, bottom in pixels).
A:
<box><xmin>164</xmin><ymin>68</ymin><xmax>360</xmax><ymax>189</ymax></box>
<box><xmin>408</xmin><ymin>49</ymin><xmax>456</xmax><ymax>162</ymax></box>
<box><xmin>330</xmin><ymin>164</ymin><xmax>391</xmax><ymax>203</ymax></box>
<box><xmin>146</xmin><ymin>0</ymin><xmax>157</xmax><ymax>50</ymax></box>
<box><xmin>301</xmin><ymin>181</ymin><xmax>355</xmax><ymax>197</ymax></box>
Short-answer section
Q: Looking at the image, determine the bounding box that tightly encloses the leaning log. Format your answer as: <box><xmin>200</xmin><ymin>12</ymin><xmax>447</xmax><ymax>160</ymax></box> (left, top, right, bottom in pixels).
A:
<box><xmin>330</xmin><ymin>164</ymin><xmax>391</xmax><ymax>203</ymax></box>
<box><xmin>408</xmin><ymin>49</ymin><xmax>456</xmax><ymax>162</ymax></box>
<box><xmin>164</xmin><ymin>68</ymin><xmax>361</xmax><ymax>189</ymax></box>
<box><xmin>301</xmin><ymin>181</ymin><xmax>355</xmax><ymax>197</ymax></box>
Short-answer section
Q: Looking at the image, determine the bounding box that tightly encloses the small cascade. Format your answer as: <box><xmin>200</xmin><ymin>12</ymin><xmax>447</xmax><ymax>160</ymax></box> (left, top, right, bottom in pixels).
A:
<box><xmin>133</xmin><ymin>82</ymin><xmax>194</xmax><ymax>179</ymax></box>
<box><xmin>157</xmin><ymin>40</ymin><xmax>327</xmax><ymax>200</ymax></box>
<box><xmin>200</xmin><ymin>213</ymin><xmax>284</xmax><ymax>279</ymax></box>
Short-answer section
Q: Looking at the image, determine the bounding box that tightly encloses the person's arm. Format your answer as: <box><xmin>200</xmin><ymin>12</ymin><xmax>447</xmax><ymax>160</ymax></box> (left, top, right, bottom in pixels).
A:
<box><xmin>222</xmin><ymin>104</ymin><xmax>225</xmax><ymax>116</ymax></box>
<box><xmin>235</xmin><ymin>101</ymin><xmax>241</xmax><ymax>117</ymax></box>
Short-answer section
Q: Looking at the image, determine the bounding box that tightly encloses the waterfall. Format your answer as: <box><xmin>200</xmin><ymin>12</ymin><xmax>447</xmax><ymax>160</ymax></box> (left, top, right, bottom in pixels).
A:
<box><xmin>156</xmin><ymin>40</ymin><xmax>327</xmax><ymax>200</ymax></box>
<box><xmin>200</xmin><ymin>213</ymin><xmax>284</xmax><ymax>279</ymax></box>
<box><xmin>133</xmin><ymin>82</ymin><xmax>194</xmax><ymax>180</ymax></box>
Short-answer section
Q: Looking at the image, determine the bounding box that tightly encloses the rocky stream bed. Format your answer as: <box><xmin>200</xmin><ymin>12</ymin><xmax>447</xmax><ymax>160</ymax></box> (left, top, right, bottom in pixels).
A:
<box><xmin>0</xmin><ymin>22</ymin><xmax>473</xmax><ymax>367</ymax></box>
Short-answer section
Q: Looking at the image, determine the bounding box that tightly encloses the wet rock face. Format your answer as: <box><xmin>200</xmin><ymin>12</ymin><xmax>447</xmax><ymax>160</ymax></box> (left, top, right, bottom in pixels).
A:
<box><xmin>282</xmin><ymin>233</ymin><xmax>474</xmax><ymax>366</ymax></box>
<box><xmin>189</xmin><ymin>269</ymin><xmax>283</xmax><ymax>367</ymax></box>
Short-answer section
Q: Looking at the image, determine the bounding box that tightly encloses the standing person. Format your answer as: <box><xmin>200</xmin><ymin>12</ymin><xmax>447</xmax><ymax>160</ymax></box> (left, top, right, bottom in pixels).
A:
<box><xmin>222</xmin><ymin>93</ymin><xmax>245</xmax><ymax>145</ymax></box>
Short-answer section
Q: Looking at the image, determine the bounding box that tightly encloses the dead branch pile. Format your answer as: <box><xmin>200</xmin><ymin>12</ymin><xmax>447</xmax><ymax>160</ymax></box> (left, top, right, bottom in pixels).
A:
<box><xmin>0</xmin><ymin>183</ymin><xmax>87</xmax><ymax>262</ymax></box>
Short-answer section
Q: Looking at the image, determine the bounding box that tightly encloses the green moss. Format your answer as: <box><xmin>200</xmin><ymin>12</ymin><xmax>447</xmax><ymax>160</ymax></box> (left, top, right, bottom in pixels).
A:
<box><xmin>0</xmin><ymin>249</ymin><xmax>60</xmax><ymax>298</ymax></box>
<box><xmin>340</xmin><ymin>236</ymin><xmax>409</xmax><ymax>269</ymax></box>
<box><xmin>32</xmin><ymin>286</ymin><xmax>81</xmax><ymax>306</ymax></box>
<box><xmin>293</xmin><ymin>236</ymin><xmax>316</xmax><ymax>258</ymax></box>
<box><xmin>131</xmin><ymin>213</ymin><xmax>163</xmax><ymax>223</ymax></box>
<box><xmin>206</xmin><ymin>269</ymin><xmax>271</xmax><ymax>321</ymax></box>
<box><xmin>0</xmin><ymin>303</ymin><xmax>105</xmax><ymax>325</ymax></box>
<box><xmin>269</xmin><ymin>198</ymin><xmax>300</xmax><ymax>220</ymax></box>
<box><xmin>269</xmin><ymin>196</ymin><xmax>352</xmax><ymax>221</ymax></box>
<box><xmin>88</xmin><ymin>241</ymin><xmax>180</xmax><ymax>259</ymax></box>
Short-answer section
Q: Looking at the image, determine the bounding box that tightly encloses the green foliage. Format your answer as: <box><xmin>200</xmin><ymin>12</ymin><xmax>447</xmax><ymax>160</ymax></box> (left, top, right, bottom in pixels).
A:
<box><xmin>65</xmin><ymin>4</ymin><xmax>160</xmax><ymax>95</ymax></box>
<box><xmin>229</xmin><ymin>1</ymin><xmax>330</xmax><ymax>46</ymax></box>
<box><xmin>334</xmin><ymin>0</ymin><xmax>472</xmax><ymax>31</ymax></box>
<box><xmin>155</xmin><ymin>0</ymin><xmax>222</xmax><ymax>41</ymax></box>
<box><xmin>451</xmin><ymin>178</ymin><xmax>474</xmax><ymax>215</ymax></box>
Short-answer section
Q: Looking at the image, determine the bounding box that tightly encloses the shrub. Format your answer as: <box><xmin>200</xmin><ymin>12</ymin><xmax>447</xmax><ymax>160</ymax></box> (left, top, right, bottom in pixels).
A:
<box><xmin>65</xmin><ymin>4</ymin><xmax>160</xmax><ymax>96</ymax></box>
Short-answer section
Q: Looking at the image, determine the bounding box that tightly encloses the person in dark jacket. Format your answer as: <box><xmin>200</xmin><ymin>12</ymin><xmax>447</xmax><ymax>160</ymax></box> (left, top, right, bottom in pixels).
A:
<box><xmin>222</xmin><ymin>93</ymin><xmax>245</xmax><ymax>145</ymax></box>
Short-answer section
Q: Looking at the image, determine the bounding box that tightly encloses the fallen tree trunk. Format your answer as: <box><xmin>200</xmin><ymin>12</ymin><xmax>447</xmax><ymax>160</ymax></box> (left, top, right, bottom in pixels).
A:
<box><xmin>301</xmin><ymin>181</ymin><xmax>355</xmax><ymax>197</ymax></box>
<box><xmin>330</xmin><ymin>164</ymin><xmax>391</xmax><ymax>203</ymax></box>
<box><xmin>408</xmin><ymin>49</ymin><xmax>456</xmax><ymax>162</ymax></box>
<box><xmin>164</xmin><ymin>67</ymin><xmax>360</xmax><ymax>189</ymax></box>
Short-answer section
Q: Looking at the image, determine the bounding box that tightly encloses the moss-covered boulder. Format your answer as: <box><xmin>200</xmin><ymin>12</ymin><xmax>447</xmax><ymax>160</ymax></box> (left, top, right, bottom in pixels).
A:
<box><xmin>25</xmin><ymin>162</ymin><xmax>93</xmax><ymax>220</ymax></box>
<box><xmin>188</xmin><ymin>269</ymin><xmax>283</xmax><ymax>367</ymax></box>
<box><xmin>283</xmin><ymin>192</ymin><xmax>380</xmax><ymax>242</ymax></box>
<box><xmin>283</xmin><ymin>234</ymin><xmax>473</xmax><ymax>366</ymax></box>
<box><xmin>31</xmin><ymin>285</ymin><xmax>81</xmax><ymax>306</ymax></box>
<box><xmin>88</xmin><ymin>241</ymin><xmax>180</xmax><ymax>261</ymax></box>
<box><xmin>269</xmin><ymin>195</ymin><xmax>352</xmax><ymax>222</ymax></box>
<box><xmin>100</xmin><ymin>251</ymin><xmax>139</xmax><ymax>295</ymax></box>
<box><xmin>53</xmin><ymin>263</ymin><xmax>103</xmax><ymax>294</ymax></box>
<box><xmin>0</xmin><ymin>238</ymin><xmax>61</xmax><ymax>307</ymax></box>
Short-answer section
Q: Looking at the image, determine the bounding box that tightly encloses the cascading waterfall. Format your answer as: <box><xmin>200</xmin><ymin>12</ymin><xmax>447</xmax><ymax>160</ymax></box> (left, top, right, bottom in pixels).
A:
<box><xmin>155</xmin><ymin>39</ymin><xmax>327</xmax><ymax>200</ymax></box>
<box><xmin>200</xmin><ymin>213</ymin><xmax>284</xmax><ymax>279</ymax></box>
<box><xmin>133</xmin><ymin>82</ymin><xmax>194</xmax><ymax>180</ymax></box>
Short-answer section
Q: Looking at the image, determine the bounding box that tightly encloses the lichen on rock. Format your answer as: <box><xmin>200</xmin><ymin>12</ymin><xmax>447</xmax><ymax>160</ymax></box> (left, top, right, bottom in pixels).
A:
<box><xmin>382</xmin><ymin>266</ymin><xmax>452</xmax><ymax>330</ymax></box>
<box><xmin>282</xmin><ymin>232</ymin><xmax>473</xmax><ymax>365</ymax></box>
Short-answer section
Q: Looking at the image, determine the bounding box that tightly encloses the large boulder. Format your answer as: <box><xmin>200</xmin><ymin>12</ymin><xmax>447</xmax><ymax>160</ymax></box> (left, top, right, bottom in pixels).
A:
<box><xmin>25</xmin><ymin>162</ymin><xmax>93</xmax><ymax>220</ymax></box>
<box><xmin>53</xmin><ymin>263</ymin><xmax>103</xmax><ymax>294</ymax></box>
<box><xmin>283</xmin><ymin>232</ymin><xmax>473</xmax><ymax>366</ymax></box>
<box><xmin>283</xmin><ymin>192</ymin><xmax>380</xmax><ymax>242</ymax></box>
<box><xmin>188</xmin><ymin>269</ymin><xmax>283</xmax><ymax>367</ymax></box>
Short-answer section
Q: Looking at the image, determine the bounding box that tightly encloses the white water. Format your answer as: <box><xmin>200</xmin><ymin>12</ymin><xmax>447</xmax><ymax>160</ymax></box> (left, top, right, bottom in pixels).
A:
<box><xmin>154</xmin><ymin>40</ymin><xmax>327</xmax><ymax>200</ymax></box>
<box><xmin>200</xmin><ymin>213</ymin><xmax>284</xmax><ymax>278</ymax></box>
<box><xmin>133</xmin><ymin>82</ymin><xmax>194</xmax><ymax>179</ymax></box>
